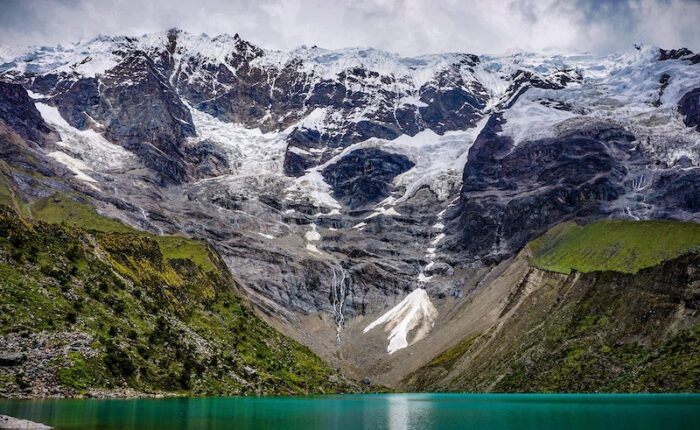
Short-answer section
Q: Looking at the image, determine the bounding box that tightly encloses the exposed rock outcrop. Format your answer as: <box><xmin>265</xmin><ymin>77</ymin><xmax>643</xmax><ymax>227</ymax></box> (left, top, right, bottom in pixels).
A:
<box><xmin>444</xmin><ymin>117</ymin><xmax>634</xmax><ymax>262</ymax></box>
<box><xmin>0</xmin><ymin>82</ymin><xmax>58</xmax><ymax>145</ymax></box>
<box><xmin>322</xmin><ymin>148</ymin><xmax>415</xmax><ymax>208</ymax></box>
<box><xmin>679</xmin><ymin>87</ymin><xmax>700</xmax><ymax>131</ymax></box>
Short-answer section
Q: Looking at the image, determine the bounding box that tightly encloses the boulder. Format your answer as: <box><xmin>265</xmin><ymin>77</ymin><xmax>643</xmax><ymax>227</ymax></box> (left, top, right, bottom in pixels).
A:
<box><xmin>0</xmin><ymin>353</ymin><xmax>25</xmax><ymax>366</ymax></box>
<box><xmin>0</xmin><ymin>415</ymin><xmax>52</xmax><ymax>429</ymax></box>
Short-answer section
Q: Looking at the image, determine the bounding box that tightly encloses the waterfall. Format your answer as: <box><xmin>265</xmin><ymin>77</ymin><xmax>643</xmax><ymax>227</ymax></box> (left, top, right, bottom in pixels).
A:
<box><xmin>330</xmin><ymin>265</ymin><xmax>350</xmax><ymax>345</ymax></box>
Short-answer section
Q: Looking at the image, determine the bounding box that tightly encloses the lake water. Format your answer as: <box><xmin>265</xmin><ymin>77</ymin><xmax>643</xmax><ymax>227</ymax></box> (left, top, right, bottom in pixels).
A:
<box><xmin>1</xmin><ymin>393</ymin><xmax>698</xmax><ymax>429</ymax></box>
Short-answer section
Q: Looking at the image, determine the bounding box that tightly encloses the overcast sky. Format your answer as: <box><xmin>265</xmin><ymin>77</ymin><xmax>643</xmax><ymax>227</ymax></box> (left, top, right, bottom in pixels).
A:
<box><xmin>1</xmin><ymin>0</ymin><xmax>699</xmax><ymax>56</ymax></box>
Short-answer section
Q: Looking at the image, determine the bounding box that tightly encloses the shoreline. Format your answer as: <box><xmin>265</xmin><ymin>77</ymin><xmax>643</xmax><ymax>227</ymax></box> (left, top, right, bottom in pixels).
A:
<box><xmin>3</xmin><ymin>392</ymin><xmax>700</xmax><ymax>401</ymax></box>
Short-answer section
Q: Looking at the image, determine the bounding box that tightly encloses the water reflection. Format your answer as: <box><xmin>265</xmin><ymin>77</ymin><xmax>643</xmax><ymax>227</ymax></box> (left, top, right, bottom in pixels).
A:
<box><xmin>387</xmin><ymin>395</ymin><xmax>409</xmax><ymax>430</ymax></box>
<box><xmin>0</xmin><ymin>394</ymin><xmax>698</xmax><ymax>430</ymax></box>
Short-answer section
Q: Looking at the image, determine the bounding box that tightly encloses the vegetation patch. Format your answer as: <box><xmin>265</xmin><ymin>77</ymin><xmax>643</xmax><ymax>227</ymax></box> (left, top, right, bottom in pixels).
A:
<box><xmin>529</xmin><ymin>220</ymin><xmax>700</xmax><ymax>274</ymax></box>
<box><xmin>427</xmin><ymin>335</ymin><xmax>479</xmax><ymax>371</ymax></box>
<box><xmin>0</xmin><ymin>204</ymin><xmax>359</xmax><ymax>396</ymax></box>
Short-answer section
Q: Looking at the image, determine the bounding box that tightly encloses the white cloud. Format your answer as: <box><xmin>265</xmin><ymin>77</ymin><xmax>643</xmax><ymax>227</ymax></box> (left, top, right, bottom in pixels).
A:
<box><xmin>0</xmin><ymin>0</ymin><xmax>698</xmax><ymax>55</ymax></box>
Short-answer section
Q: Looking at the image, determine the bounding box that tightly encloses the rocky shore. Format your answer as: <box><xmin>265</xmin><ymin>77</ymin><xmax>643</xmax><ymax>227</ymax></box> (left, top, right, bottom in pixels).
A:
<box><xmin>0</xmin><ymin>415</ymin><xmax>52</xmax><ymax>429</ymax></box>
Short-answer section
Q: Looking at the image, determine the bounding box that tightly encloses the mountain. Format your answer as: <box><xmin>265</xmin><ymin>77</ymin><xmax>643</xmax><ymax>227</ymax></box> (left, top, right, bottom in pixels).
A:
<box><xmin>0</xmin><ymin>29</ymin><xmax>699</xmax><ymax>393</ymax></box>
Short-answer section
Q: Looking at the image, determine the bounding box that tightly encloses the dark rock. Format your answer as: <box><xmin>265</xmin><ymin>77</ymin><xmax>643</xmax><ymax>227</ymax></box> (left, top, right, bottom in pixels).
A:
<box><xmin>49</xmin><ymin>77</ymin><xmax>101</xmax><ymax>129</ymax></box>
<box><xmin>321</xmin><ymin>148</ymin><xmax>414</xmax><ymax>209</ymax></box>
<box><xmin>283</xmin><ymin>128</ymin><xmax>326</xmax><ymax>177</ymax></box>
<box><xmin>0</xmin><ymin>82</ymin><xmax>58</xmax><ymax>145</ymax></box>
<box><xmin>659</xmin><ymin>48</ymin><xmax>700</xmax><ymax>64</ymax></box>
<box><xmin>97</xmin><ymin>53</ymin><xmax>196</xmax><ymax>185</ymax></box>
<box><xmin>418</xmin><ymin>64</ymin><xmax>488</xmax><ymax>134</ymax></box>
<box><xmin>497</xmin><ymin>69</ymin><xmax>582</xmax><ymax>110</ymax></box>
<box><xmin>40</xmin><ymin>52</ymin><xmax>197</xmax><ymax>185</ymax></box>
<box><xmin>29</xmin><ymin>73</ymin><xmax>61</xmax><ymax>95</ymax></box>
<box><xmin>678</xmin><ymin>87</ymin><xmax>700</xmax><ymax>131</ymax></box>
<box><xmin>0</xmin><ymin>353</ymin><xmax>25</xmax><ymax>366</ymax></box>
<box><xmin>651</xmin><ymin>169</ymin><xmax>700</xmax><ymax>213</ymax></box>
<box><xmin>183</xmin><ymin>140</ymin><xmax>230</xmax><ymax>178</ymax></box>
<box><xmin>652</xmin><ymin>73</ymin><xmax>672</xmax><ymax>107</ymax></box>
<box><xmin>445</xmin><ymin>117</ymin><xmax>633</xmax><ymax>262</ymax></box>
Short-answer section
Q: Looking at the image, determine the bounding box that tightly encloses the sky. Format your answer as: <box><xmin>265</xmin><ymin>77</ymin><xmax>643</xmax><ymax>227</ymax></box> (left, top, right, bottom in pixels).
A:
<box><xmin>1</xmin><ymin>0</ymin><xmax>699</xmax><ymax>56</ymax></box>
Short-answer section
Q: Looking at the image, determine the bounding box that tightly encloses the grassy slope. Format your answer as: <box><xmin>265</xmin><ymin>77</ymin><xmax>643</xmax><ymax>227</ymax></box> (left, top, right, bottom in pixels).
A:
<box><xmin>491</xmin><ymin>259</ymin><xmax>700</xmax><ymax>393</ymax></box>
<box><xmin>0</xmin><ymin>193</ymin><xmax>357</xmax><ymax>396</ymax></box>
<box><xmin>0</xmin><ymin>165</ymin><xmax>215</xmax><ymax>273</ymax></box>
<box><xmin>28</xmin><ymin>194</ymin><xmax>216</xmax><ymax>272</ymax></box>
<box><xmin>406</xmin><ymin>219</ymin><xmax>700</xmax><ymax>393</ymax></box>
<box><xmin>529</xmin><ymin>220</ymin><xmax>700</xmax><ymax>274</ymax></box>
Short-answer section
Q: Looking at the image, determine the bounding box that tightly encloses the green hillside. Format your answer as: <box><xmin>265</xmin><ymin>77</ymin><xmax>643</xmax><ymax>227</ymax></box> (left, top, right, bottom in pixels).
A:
<box><xmin>406</xmin><ymin>219</ymin><xmax>700</xmax><ymax>393</ymax></box>
<box><xmin>0</xmin><ymin>203</ymin><xmax>358</xmax><ymax>397</ymax></box>
<box><xmin>529</xmin><ymin>219</ymin><xmax>700</xmax><ymax>274</ymax></box>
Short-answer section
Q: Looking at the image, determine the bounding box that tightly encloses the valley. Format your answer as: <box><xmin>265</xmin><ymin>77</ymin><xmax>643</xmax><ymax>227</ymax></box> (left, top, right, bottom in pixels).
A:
<box><xmin>0</xmin><ymin>30</ymin><xmax>699</xmax><ymax>396</ymax></box>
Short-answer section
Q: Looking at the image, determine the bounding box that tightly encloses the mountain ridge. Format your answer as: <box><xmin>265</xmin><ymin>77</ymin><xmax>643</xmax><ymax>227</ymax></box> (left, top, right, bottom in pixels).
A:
<box><xmin>0</xmin><ymin>29</ymin><xmax>699</xmax><ymax>392</ymax></box>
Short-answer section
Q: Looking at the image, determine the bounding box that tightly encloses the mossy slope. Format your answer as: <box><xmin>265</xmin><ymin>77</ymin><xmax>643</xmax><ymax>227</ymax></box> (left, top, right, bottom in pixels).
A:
<box><xmin>529</xmin><ymin>219</ymin><xmax>700</xmax><ymax>274</ymax></box>
<box><xmin>0</xmin><ymin>205</ymin><xmax>358</xmax><ymax>397</ymax></box>
<box><xmin>406</xmin><ymin>220</ymin><xmax>700</xmax><ymax>393</ymax></box>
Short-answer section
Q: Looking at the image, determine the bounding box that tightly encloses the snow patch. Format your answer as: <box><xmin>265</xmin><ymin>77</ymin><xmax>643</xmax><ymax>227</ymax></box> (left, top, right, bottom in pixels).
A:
<box><xmin>366</xmin><ymin>206</ymin><xmax>401</xmax><ymax>219</ymax></box>
<box><xmin>36</xmin><ymin>103</ymin><xmax>136</xmax><ymax>171</ymax></box>
<box><xmin>299</xmin><ymin>108</ymin><xmax>328</xmax><ymax>131</ymax></box>
<box><xmin>305</xmin><ymin>224</ymin><xmax>321</xmax><ymax>241</ymax></box>
<box><xmin>431</xmin><ymin>233</ymin><xmax>445</xmax><ymax>246</ymax></box>
<box><xmin>315</xmin><ymin>208</ymin><xmax>341</xmax><ymax>217</ymax></box>
<box><xmin>501</xmin><ymin>92</ymin><xmax>576</xmax><ymax>144</ymax></box>
<box><xmin>47</xmin><ymin>151</ymin><xmax>98</xmax><ymax>189</ymax></box>
<box><xmin>363</xmin><ymin>288</ymin><xmax>437</xmax><ymax>354</ymax></box>
<box><xmin>306</xmin><ymin>243</ymin><xmax>322</xmax><ymax>254</ymax></box>
<box><xmin>188</xmin><ymin>106</ymin><xmax>287</xmax><ymax>178</ymax></box>
<box><xmin>286</xmin><ymin>170</ymin><xmax>342</xmax><ymax>209</ymax></box>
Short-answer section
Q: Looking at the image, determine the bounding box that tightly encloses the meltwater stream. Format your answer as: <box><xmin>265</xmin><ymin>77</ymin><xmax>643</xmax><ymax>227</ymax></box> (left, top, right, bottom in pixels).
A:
<box><xmin>330</xmin><ymin>265</ymin><xmax>349</xmax><ymax>345</ymax></box>
<box><xmin>1</xmin><ymin>393</ymin><xmax>698</xmax><ymax>430</ymax></box>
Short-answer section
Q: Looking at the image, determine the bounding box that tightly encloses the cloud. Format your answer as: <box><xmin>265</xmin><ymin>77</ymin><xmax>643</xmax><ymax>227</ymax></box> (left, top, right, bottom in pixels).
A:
<box><xmin>0</xmin><ymin>0</ymin><xmax>698</xmax><ymax>55</ymax></box>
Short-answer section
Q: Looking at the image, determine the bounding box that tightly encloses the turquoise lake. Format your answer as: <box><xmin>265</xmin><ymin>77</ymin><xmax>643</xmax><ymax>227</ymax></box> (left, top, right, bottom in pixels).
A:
<box><xmin>1</xmin><ymin>393</ymin><xmax>698</xmax><ymax>429</ymax></box>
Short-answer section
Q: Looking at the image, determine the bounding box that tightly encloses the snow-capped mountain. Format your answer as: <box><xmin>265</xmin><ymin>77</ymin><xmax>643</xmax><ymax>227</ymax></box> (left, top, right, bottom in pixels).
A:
<box><xmin>1</xmin><ymin>29</ymin><xmax>699</xmax><ymax>379</ymax></box>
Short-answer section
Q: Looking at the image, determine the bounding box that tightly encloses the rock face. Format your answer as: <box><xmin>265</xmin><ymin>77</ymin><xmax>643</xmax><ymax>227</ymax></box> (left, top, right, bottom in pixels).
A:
<box><xmin>659</xmin><ymin>47</ymin><xmax>700</xmax><ymax>64</ymax></box>
<box><xmin>95</xmin><ymin>53</ymin><xmax>196</xmax><ymax>184</ymax></box>
<box><xmin>0</xmin><ymin>82</ymin><xmax>57</xmax><ymax>145</ymax></box>
<box><xmin>35</xmin><ymin>54</ymin><xmax>198</xmax><ymax>185</ymax></box>
<box><xmin>322</xmin><ymin>149</ymin><xmax>414</xmax><ymax>208</ymax></box>
<box><xmin>679</xmin><ymin>87</ymin><xmax>700</xmax><ymax>131</ymax></box>
<box><xmin>444</xmin><ymin>118</ymin><xmax>635</xmax><ymax>262</ymax></box>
